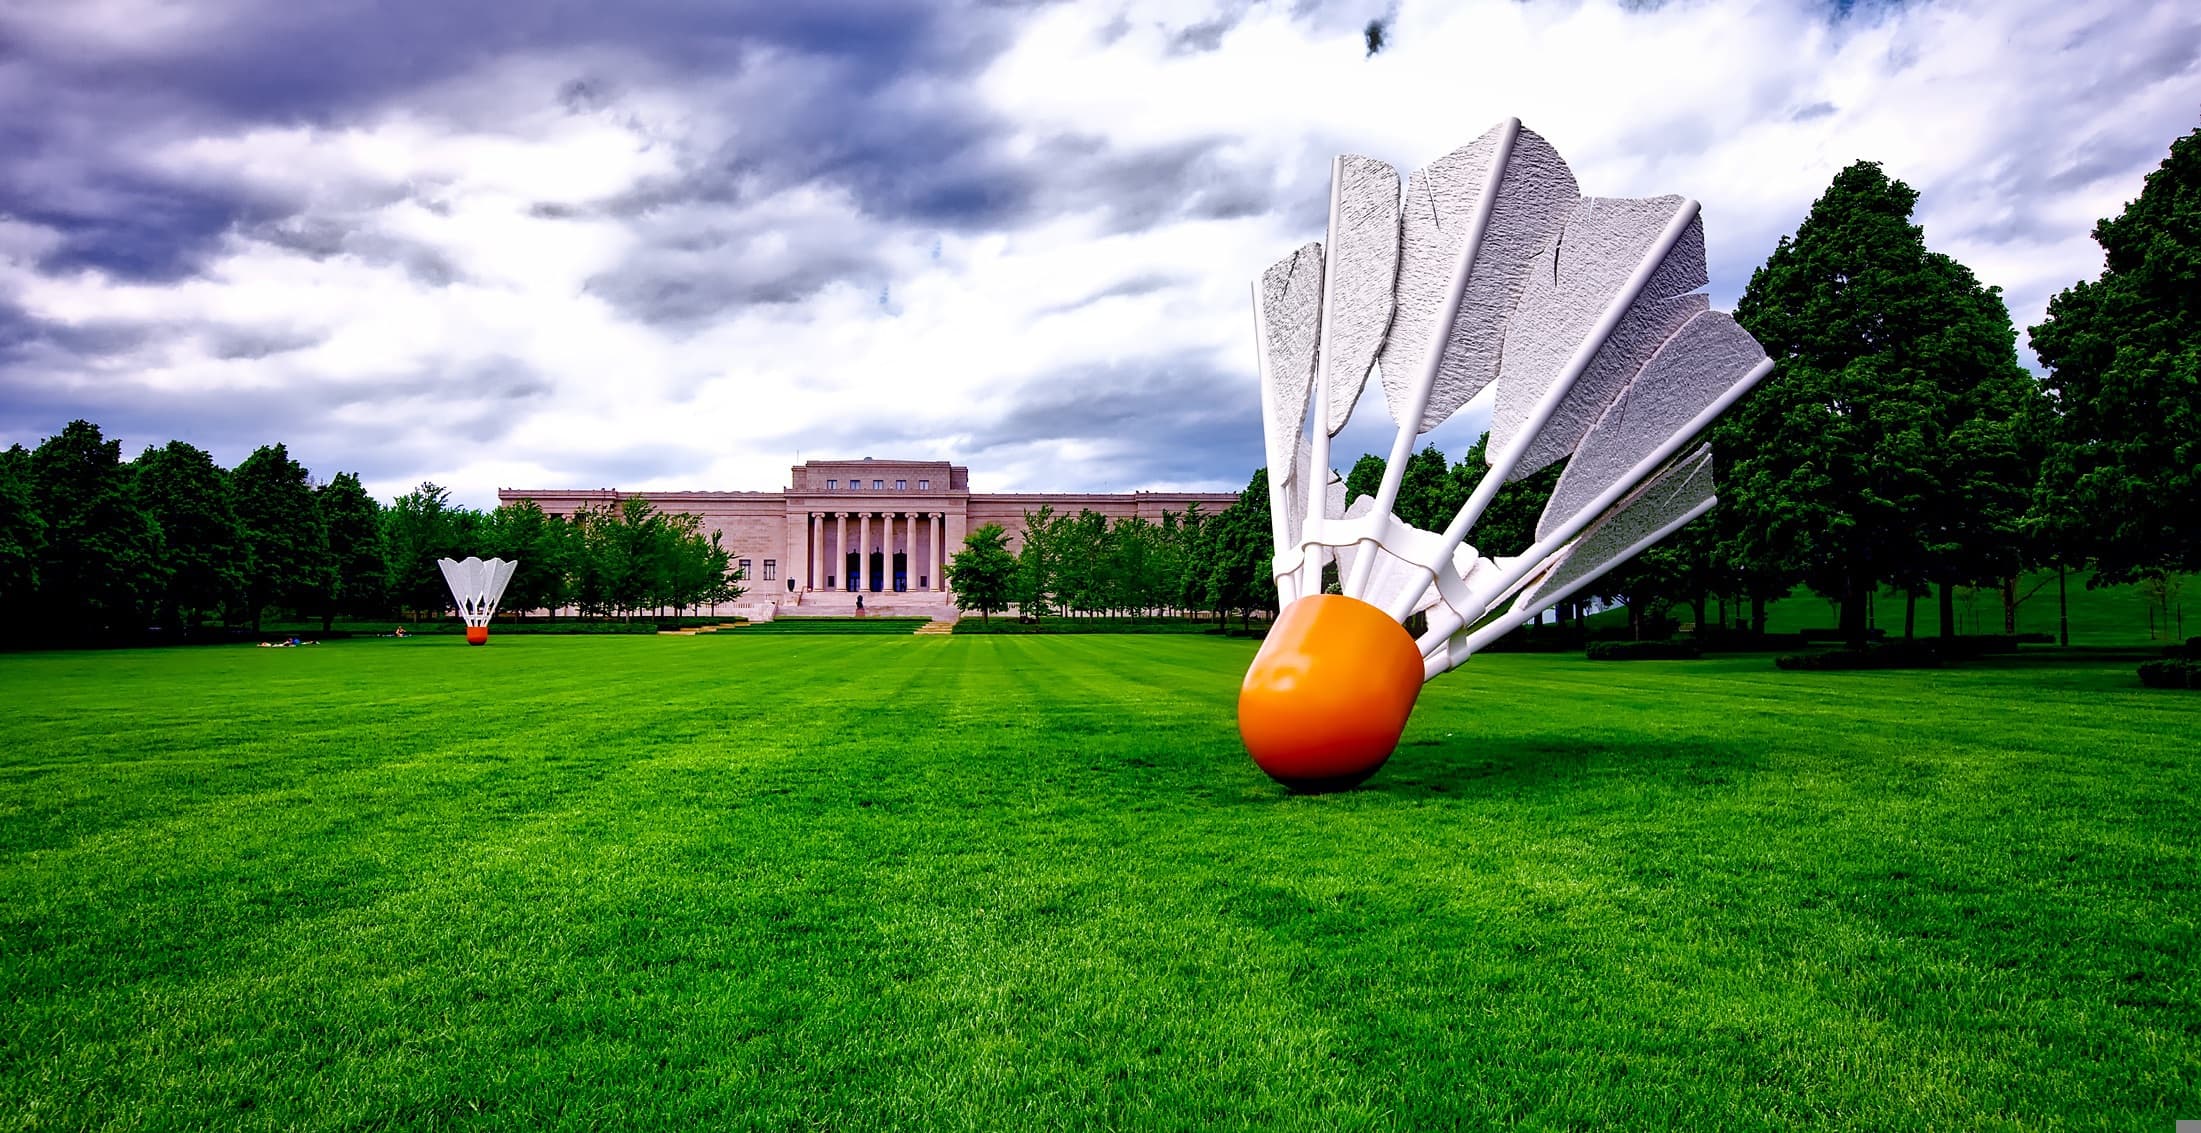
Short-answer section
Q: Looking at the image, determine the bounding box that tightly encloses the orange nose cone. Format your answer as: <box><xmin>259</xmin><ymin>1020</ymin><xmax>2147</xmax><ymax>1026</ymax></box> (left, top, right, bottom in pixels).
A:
<box><xmin>1239</xmin><ymin>594</ymin><xmax>1424</xmax><ymax>792</ymax></box>
<box><xmin>465</xmin><ymin>626</ymin><xmax>489</xmax><ymax>646</ymax></box>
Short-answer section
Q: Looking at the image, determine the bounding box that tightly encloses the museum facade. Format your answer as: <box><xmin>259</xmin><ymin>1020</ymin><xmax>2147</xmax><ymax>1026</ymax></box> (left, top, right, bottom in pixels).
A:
<box><xmin>498</xmin><ymin>458</ymin><xmax>1239</xmax><ymax>616</ymax></box>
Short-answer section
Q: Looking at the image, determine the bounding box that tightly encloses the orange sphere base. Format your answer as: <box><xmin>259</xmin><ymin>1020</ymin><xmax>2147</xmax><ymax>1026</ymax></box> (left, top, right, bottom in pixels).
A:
<box><xmin>1238</xmin><ymin>594</ymin><xmax>1424</xmax><ymax>792</ymax></box>
<box><xmin>465</xmin><ymin>626</ymin><xmax>489</xmax><ymax>646</ymax></box>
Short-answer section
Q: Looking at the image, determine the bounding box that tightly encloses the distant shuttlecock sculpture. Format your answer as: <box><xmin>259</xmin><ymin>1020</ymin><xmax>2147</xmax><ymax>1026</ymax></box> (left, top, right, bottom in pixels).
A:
<box><xmin>438</xmin><ymin>557</ymin><xmax>519</xmax><ymax>646</ymax></box>
<box><xmin>1241</xmin><ymin>118</ymin><xmax>1774</xmax><ymax>791</ymax></box>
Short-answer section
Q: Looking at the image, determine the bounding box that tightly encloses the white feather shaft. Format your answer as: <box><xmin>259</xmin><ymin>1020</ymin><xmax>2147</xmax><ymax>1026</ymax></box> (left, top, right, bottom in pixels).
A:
<box><xmin>1300</xmin><ymin>156</ymin><xmax>1348</xmax><ymax>597</ymax></box>
<box><xmin>1416</xmin><ymin>354</ymin><xmax>1774</xmax><ymax>652</ymax></box>
<box><xmin>1428</xmin><ymin>494</ymin><xmax>1717</xmax><ymax>679</ymax></box>
<box><xmin>1251</xmin><ymin>278</ymin><xmax>1299</xmax><ymax>603</ymax></box>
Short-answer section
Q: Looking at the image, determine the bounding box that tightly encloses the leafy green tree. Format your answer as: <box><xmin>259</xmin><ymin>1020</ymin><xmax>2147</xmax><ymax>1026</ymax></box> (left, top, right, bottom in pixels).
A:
<box><xmin>1013</xmin><ymin>505</ymin><xmax>1060</xmax><ymax>617</ymax></box>
<box><xmin>2028</xmin><ymin>126</ymin><xmax>2201</xmax><ymax>584</ymax></box>
<box><xmin>948</xmin><ymin>523</ymin><xmax>1016</xmax><ymax>624</ymax></box>
<box><xmin>1449</xmin><ymin>433</ymin><xmax>1560</xmax><ymax>558</ymax></box>
<box><xmin>315</xmin><ymin>471</ymin><xmax>385</xmax><ymax>629</ymax></box>
<box><xmin>0</xmin><ymin>446</ymin><xmax>42</xmax><ymax>618</ymax></box>
<box><xmin>1173</xmin><ymin>503</ymin><xmax>1210</xmax><ymax>617</ymax></box>
<box><xmin>231</xmin><ymin>444</ymin><xmax>331</xmax><ymax>630</ymax></box>
<box><xmin>485</xmin><ymin>498</ymin><xmax>568</xmax><ymax>619</ymax></box>
<box><xmin>1727</xmin><ymin>161</ymin><xmax>2032</xmax><ymax>649</ymax></box>
<box><xmin>1203</xmin><ymin>468</ymin><xmax>1277</xmax><ymax>628</ymax></box>
<box><xmin>29</xmin><ymin>421</ymin><xmax>166</xmax><ymax>635</ymax></box>
<box><xmin>132</xmin><ymin>440</ymin><xmax>246</xmax><ymax>632</ymax></box>
<box><xmin>604</xmin><ymin>495</ymin><xmax>669</xmax><ymax>618</ymax></box>
<box><xmin>383</xmin><ymin>483</ymin><xmax>467</xmax><ymax>619</ymax></box>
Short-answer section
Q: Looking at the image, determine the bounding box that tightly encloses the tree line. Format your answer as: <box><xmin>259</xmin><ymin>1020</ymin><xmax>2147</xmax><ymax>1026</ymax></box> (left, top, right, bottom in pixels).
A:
<box><xmin>0</xmin><ymin>431</ymin><xmax>744</xmax><ymax>642</ymax></box>
<box><xmin>944</xmin><ymin>127</ymin><xmax>2199</xmax><ymax>649</ymax></box>
<box><xmin>944</xmin><ymin>500</ymin><xmax>1270</xmax><ymax>627</ymax></box>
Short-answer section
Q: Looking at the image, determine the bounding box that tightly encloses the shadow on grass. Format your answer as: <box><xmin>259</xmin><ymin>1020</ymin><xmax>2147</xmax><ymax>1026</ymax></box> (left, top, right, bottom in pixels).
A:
<box><xmin>1363</xmin><ymin>734</ymin><xmax>1767</xmax><ymax>799</ymax></box>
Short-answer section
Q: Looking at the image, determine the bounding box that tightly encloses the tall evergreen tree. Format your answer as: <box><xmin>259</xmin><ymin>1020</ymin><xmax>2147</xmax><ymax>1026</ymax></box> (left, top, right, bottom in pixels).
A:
<box><xmin>231</xmin><ymin>444</ymin><xmax>330</xmax><ymax>630</ymax></box>
<box><xmin>133</xmin><ymin>440</ymin><xmax>246</xmax><ymax>630</ymax></box>
<box><xmin>316</xmin><ymin>471</ymin><xmax>385</xmax><ymax>629</ymax></box>
<box><xmin>28</xmin><ymin>421</ymin><xmax>167</xmax><ymax>635</ymax></box>
<box><xmin>2028</xmin><ymin>126</ymin><xmax>2201</xmax><ymax>584</ymax></box>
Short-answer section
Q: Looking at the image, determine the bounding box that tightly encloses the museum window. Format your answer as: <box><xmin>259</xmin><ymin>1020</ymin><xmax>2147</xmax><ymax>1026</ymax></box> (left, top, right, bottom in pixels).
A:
<box><xmin>738</xmin><ymin>559</ymin><xmax>752</xmax><ymax>577</ymax></box>
<box><xmin>896</xmin><ymin>479</ymin><xmax>907</xmax><ymax>490</ymax></box>
<box><xmin>826</xmin><ymin>479</ymin><xmax>837</xmax><ymax>490</ymax></box>
<box><xmin>873</xmin><ymin>479</ymin><xmax>883</xmax><ymax>490</ymax></box>
<box><xmin>849</xmin><ymin>480</ymin><xmax>860</xmax><ymax>490</ymax></box>
<box><xmin>763</xmin><ymin>560</ymin><xmax>776</xmax><ymax>581</ymax></box>
<box><xmin>918</xmin><ymin>479</ymin><xmax>929</xmax><ymax>490</ymax></box>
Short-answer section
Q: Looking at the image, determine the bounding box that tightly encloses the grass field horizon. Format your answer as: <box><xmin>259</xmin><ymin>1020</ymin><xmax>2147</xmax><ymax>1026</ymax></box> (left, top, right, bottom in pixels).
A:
<box><xmin>3</xmin><ymin>634</ymin><xmax>2195</xmax><ymax>1129</ymax></box>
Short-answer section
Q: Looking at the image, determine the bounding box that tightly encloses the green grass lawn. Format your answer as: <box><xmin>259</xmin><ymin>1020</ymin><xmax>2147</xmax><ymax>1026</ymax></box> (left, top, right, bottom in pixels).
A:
<box><xmin>2</xmin><ymin>636</ymin><xmax>2194</xmax><ymax>1130</ymax></box>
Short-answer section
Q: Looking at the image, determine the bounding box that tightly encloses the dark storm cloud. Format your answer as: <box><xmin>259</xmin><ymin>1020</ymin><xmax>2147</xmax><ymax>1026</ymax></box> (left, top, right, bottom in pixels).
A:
<box><xmin>0</xmin><ymin>354</ymin><xmax>554</xmax><ymax>479</ymax></box>
<box><xmin>586</xmin><ymin>124</ymin><xmax>1300</xmax><ymax>325</ymax></box>
<box><xmin>963</xmin><ymin>356</ymin><xmax>1265</xmax><ymax>487</ymax></box>
<box><xmin>748</xmin><ymin>352</ymin><xmax>1265</xmax><ymax>489</ymax></box>
<box><xmin>0</xmin><ymin>0</ymin><xmax>1031</xmax><ymax>288</ymax></box>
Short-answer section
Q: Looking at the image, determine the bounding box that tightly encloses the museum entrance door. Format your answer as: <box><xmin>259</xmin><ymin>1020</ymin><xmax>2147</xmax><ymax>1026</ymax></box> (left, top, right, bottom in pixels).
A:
<box><xmin>868</xmin><ymin>551</ymin><xmax>885</xmax><ymax>592</ymax></box>
<box><xmin>844</xmin><ymin>552</ymin><xmax>859</xmax><ymax>590</ymax></box>
<box><xmin>893</xmin><ymin>552</ymin><xmax>907</xmax><ymax>591</ymax></box>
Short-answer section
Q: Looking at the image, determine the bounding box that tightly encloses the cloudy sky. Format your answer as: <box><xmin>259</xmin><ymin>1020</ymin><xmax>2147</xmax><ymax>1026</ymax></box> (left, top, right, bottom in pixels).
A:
<box><xmin>1</xmin><ymin>0</ymin><xmax>2194</xmax><ymax>506</ymax></box>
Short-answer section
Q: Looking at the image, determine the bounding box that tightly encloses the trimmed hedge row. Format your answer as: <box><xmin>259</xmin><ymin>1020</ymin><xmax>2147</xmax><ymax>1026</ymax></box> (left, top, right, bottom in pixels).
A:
<box><xmin>1586</xmin><ymin>640</ymin><xmax>1702</xmax><ymax>661</ymax></box>
<box><xmin>1776</xmin><ymin>641</ymin><xmax>1946</xmax><ymax>671</ymax></box>
<box><xmin>2137</xmin><ymin>659</ymin><xmax>2200</xmax><ymax>689</ymax></box>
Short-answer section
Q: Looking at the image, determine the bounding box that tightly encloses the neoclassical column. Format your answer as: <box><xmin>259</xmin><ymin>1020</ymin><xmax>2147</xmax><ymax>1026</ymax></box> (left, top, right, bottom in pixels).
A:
<box><xmin>917</xmin><ymin>512</ymin><xmax>931</xmax><ymax>590</ymax></box>
<box><xmin>809</xmin><ymin>513</ymin><xmax>822</xmax><ymax>590</ymax></box>
<box><xmin>835</xmin><ymin>512</ymin><xmax>848</xmax><ymax>590</ymax></box>
<box><xmin>935</xmin><ymin>511</ymin><xmax>948</xmax><ymax>590</ymax></box>
<box><xmin>856</xmin><ymin>512</ymin><xmax>869</xmax><ymax>592</ymax></box>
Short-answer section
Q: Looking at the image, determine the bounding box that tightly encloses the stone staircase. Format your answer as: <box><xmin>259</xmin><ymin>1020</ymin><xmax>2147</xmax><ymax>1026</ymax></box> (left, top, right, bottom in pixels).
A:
<box><xmin>657</xmin><ymin>622</ymin><xmax>749</xmax><ymax>636</ymax></box>
<box><xmin>779</xmin><ymin>589</ymin><xmax>957</xmax><ymax>620</ymax></box>
<box><xmin>912</xmin><ymin>620</ymin><xmax>956</xmax><ymax>636</ymax></box>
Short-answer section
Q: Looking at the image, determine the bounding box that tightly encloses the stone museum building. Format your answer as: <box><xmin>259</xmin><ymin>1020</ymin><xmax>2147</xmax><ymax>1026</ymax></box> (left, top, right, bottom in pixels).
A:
<box><xmin>499</xmin><ymin>458</ymin><xmax>1238</xmax><ymax>617</ymax></box>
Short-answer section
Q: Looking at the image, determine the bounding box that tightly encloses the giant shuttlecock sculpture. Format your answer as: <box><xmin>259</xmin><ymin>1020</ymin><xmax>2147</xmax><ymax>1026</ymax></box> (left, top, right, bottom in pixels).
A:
<box><xmin>438</xmin><ymin>557</ymin><xmax>519</xmax><ymax>646</ymax></box>
<box><xmin>1240</xmin><ymin>118</ymin><xmax>1774</xmax><ymax>792</ymax></box>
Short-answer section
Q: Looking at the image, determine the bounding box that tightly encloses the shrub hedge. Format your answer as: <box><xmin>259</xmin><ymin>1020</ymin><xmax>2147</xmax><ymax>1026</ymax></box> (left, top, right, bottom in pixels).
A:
<box><xmin>1586</xmin><ymin>640</ymin><xmax>1703</xmax><ymax>661</ymax></box>
<box><xmin>2137</xmin><ymin>659</ymin><xmax>2198</xmax><ymax>689</ymax></box>
<box><xmin>1776</xmin><ymin>641</ymin><xmax>1946</xmax><ymax>671</ymax></box>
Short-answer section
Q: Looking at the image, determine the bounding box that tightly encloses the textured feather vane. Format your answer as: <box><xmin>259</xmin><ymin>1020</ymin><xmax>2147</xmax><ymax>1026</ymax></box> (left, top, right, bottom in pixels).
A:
<box><xmin>1536</xmin><ymin>310</ymin><xmax>1767</xmax><ymax>542</ymax></box>
<box><xmin>439</xmin><ymin>556</ymin><xmax>519</xmax><ymax>626</ymax></box>
<box><xmin>1245</xmin><ymin>118</ymin><xmax>1769</xmax><ymax>683</ymax></box>
<box><xmin>1376</xmin><ymin>122</ymin><xmax>1578</xmax><ymax>434</ymax></box>
<box><xmin>1492</xmin><ymin>197</ymin><xmax>1709</xmax><ymax>481</ymax></box>
<box><xmin>1255</xmin><ymin>242</ymin><xmax>1322</xmax><ymax>468</ymax></box>
<box><xmin>1253</xmin><ymin>241</ymin><xmax>1323</xmax><ymax>577</ymax></box>
<box><xmin>1319</xmin><ymin>157</ymin><xmax>1402</xmax><ymax>436</ymax></box>
<box><xmin>1515</xmin><ymin>446</ymin><xmax>1717</xmax><ymax>617</ymax></box>
<box><xmin>1427</xmin><ymin>447</ymin><xmax>1717</xmax><ymax>676</ymax></box>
